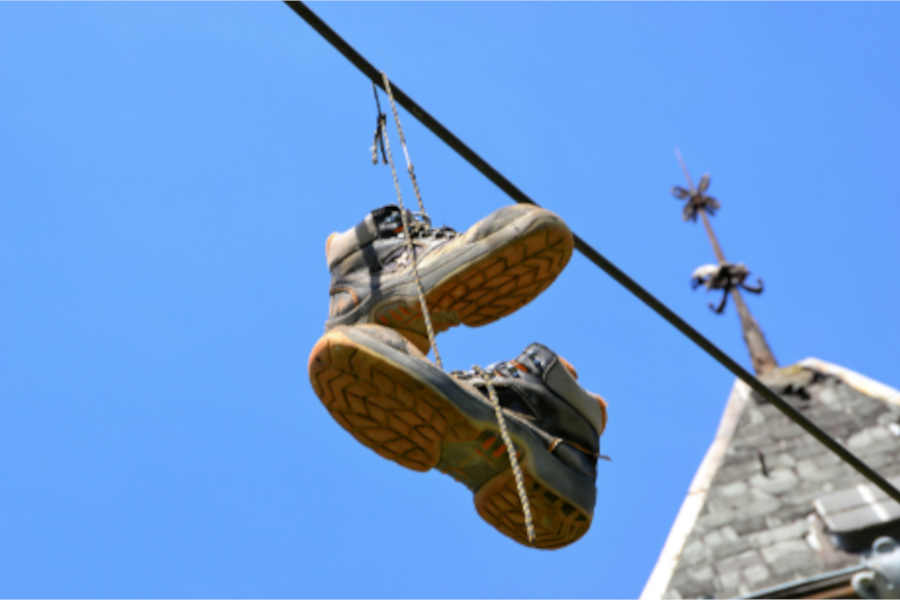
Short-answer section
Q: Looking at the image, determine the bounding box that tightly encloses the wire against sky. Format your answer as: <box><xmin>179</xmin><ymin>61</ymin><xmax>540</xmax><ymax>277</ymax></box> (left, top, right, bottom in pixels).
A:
<box><xmin>281</xmin><ymin>0</ymin><xmax>900</xmax><ymax>505</ymax></box>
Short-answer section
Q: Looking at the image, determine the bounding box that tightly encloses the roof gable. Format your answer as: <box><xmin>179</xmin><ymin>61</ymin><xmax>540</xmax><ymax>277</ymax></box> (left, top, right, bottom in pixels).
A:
<box><xmin>642</xmin><ymin>360</ymin><xmax>900</xmax><ymax>599</ymax></box>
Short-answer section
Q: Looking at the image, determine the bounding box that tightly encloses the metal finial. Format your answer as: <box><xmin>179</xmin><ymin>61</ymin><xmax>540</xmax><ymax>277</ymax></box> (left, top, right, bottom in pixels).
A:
<box><xmin>690</xmin><ymin>262</ymin><xmax>764</xmax><ymax>314</ymax></box>
<box><xmin>672</xmin><ymin>172</ymin><xmax>721</xmax><ymax>222</ymax></box>
<box><xmin>672</xmin><ymin>148</ymin><xmax>721</xmax><ymax>222</ymax></box>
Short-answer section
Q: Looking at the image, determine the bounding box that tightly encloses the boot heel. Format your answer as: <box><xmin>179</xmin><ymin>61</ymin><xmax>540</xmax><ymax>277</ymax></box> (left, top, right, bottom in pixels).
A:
<box><xmin>308</xmin><ymin>330</ymin><xmax>449</xmax><ymax>472</ymax></box>
<box><xmin>474</xmin><ymin>466</ymin><xmax>592</xmax><ymax>549</ymax></box>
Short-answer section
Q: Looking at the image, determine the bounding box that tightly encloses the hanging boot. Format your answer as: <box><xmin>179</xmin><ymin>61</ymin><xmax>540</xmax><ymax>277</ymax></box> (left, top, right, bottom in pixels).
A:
<box><xmin>308</xmin><ymin>323</ymin><xmax>607</xmax><ymax>549</ymax></box>
<box><xmin>324</xmin><ymin>204</ymin><xmax>573</xmax><ymax>353</ymax></box>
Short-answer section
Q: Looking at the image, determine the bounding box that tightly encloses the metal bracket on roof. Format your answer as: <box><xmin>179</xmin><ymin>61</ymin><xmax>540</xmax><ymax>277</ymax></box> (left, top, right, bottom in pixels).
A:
<box><xmin>852</xmin><ymin>537</ymin><xmax>900</xmax><ymax>599</ymax></box>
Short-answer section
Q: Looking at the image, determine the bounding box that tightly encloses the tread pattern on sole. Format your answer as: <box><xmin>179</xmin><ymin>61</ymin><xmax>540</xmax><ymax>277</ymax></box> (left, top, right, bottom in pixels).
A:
<box><xmin>475</xmin><ymin>470</ymin><xmax>592</xmax><ymax>549</ymax></box>
<box><xmin>373</xmin><ymin>224</ymin><xmax>573</xmax><ymax>353</ymax></box>
<box><xmin>308</xmin><ymin>331</ymin><xmax>592</xmax><ymax>549</ymax></box>
<box><xmin>309</xmin><ymin>334</ymin><xmax>476</xmax><ymax>471</ymax></box>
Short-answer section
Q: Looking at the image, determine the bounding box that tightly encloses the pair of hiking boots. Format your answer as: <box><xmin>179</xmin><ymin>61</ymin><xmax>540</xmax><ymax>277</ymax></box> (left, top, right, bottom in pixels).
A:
<box><xmin>307</xmin><ymin>204</ymin><xmax>607</xmax><ymax>549</ymax></box>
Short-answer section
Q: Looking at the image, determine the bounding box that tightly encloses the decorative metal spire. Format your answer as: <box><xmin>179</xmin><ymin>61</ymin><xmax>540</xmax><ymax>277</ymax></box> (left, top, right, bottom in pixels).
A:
<box><xmin>673</xmin><ymin>149</ymin><xmax>777</xmax><ymax>375</ymax></box>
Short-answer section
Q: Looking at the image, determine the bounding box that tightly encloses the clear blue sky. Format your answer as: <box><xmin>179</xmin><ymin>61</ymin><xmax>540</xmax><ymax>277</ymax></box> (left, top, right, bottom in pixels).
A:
<box><xmin>2</xmin><ymin>2</ymin><xmax>899</xmax><ymax>597</ymax></box>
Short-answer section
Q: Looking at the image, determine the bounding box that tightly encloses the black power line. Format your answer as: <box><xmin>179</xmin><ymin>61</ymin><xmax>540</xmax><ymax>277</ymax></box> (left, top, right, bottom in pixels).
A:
<box><xmin>283</xmin><ymin>1</ymin><xmax>900</xmax><ymax>505</ymax></box>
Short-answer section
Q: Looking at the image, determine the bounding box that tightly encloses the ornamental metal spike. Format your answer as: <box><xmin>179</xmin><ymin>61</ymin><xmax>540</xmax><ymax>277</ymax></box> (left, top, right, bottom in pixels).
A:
<box><xmin>690</xmin><ymin>262</ymin><xmax>764</xmax><ymax>314</ymax></box>
<box><xmin>671</xmin><ymin>173</ymin><xmax>720</xmax><ymax>222</ymax></box>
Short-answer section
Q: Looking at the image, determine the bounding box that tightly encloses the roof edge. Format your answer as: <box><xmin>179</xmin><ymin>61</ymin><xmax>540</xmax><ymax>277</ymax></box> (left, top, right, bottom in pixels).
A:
<box><xmin>798</xmin><ymin>357</ymin><xmax>900</xmax><ymax>408</ymax></box>
<box><xmin>640</xmin><ymin>378</ymin><xmax>753</xmax><ymax>600</ymax></box>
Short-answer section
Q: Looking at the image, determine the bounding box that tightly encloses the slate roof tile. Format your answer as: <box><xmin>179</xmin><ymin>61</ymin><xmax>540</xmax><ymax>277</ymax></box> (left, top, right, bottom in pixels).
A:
<box><xmin>643</xmin><ymin>361</ymin><xmax>900</xmax><ymax>599</ymax></box>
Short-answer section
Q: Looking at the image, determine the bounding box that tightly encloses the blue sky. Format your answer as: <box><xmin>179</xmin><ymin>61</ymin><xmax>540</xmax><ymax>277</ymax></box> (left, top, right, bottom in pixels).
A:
<box><xmin>2</xmin><ymin>2</ymin><xmax>899</xmax><ymax>597</ymax></box>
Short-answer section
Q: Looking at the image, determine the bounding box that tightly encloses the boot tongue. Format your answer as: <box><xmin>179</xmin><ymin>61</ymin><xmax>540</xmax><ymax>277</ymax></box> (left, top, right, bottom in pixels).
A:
<box><xmin>371</xmin><ymin>205</ymin><xmax>418</xmax><ymax>237</ymax></box>
<box><xmin>518</xmin><ymin>342</ymin><xmax>569</xmax><ymax>377</ymax></box>
<box><xmin>518</xmin><ymin>343</ymin><xmax>578</xmax><ymax>379</ymax></box>
<box><xmin>518</xmin><ymin>343</ymin><xmax>607</xmax><ymax>435</ymax></box>
<box><xmin>370</xmin><ymin>204</ymin><xmax>401</xmax><ymax>222</ymax></box>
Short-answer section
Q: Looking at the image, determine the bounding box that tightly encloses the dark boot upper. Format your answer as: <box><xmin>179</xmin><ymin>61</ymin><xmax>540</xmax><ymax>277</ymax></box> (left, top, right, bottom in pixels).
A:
<box><xmin>452</xmin><ymin>343</ymin><xmax>608</xmax><ymax>480</ymax></box>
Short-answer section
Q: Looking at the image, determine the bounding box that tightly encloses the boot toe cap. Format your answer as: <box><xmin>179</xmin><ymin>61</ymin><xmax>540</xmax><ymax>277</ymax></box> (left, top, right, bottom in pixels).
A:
<box><xmin>466</xmin><ymin>204</ymin><xmax>563</xmax><ymax>241</ymax></box>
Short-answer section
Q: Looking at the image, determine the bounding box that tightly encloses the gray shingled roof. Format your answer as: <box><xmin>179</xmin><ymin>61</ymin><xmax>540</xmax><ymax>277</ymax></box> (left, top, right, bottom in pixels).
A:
<box><xmin>642</xmin><ymin>359</ymin><xmax>900</xmax><ymax>599</ymax></box>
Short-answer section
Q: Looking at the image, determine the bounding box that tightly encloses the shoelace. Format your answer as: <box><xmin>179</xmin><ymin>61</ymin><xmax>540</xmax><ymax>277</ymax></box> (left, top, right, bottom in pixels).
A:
<box><xmin>394</xmin><ymin>214</ymin><xmax>457</xmax><ymax>240</ymax></box>
<box><xmin>452</xmin><ymin>360</ymin><xmax>524</xmax><ymax>381</ymax></box>
<box><xmin>378</xmin><ymin>71</ymin><xmax>535</xmax><ymax>545</ymax></box>
<box><xmin>472</xmin><ymin>365</ymin><xmax>536</xmax><ymax>544</ymax></box>
<box><xmin>454</xmin><ymin>364</ymin><xmax>607</xmax><ymax>462</ymax></box>
<box><xmin>377</xmin><ymin>77</ymin><xmax>444</xmax><ymax>371</ymax></box>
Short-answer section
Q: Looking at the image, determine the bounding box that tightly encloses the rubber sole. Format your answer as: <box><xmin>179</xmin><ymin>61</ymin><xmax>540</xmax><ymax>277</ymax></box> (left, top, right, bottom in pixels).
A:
<box><xmin>307</xmin><ymin>328</ymin><xmax>592</xmax><ymax>549</ymax></box>
<box><xmin>371</xmin><ymin>221</ymin><xmax>573</xmax><ymax>354</ymax></box>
